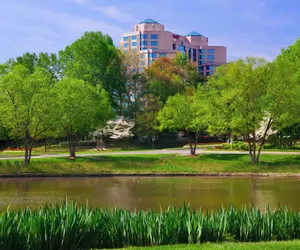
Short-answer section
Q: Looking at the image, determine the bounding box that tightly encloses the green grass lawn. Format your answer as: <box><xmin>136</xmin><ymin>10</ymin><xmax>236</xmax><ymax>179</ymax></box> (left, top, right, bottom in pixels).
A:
<box><xmin>122</xmin><ymin>241</ymin><xmax>300</xmax><ymax>250</ymax></box>
<box><xmin>0</xmin><ymin>153</ymin><xmax>300</xmax><ymax>174</ymax></box>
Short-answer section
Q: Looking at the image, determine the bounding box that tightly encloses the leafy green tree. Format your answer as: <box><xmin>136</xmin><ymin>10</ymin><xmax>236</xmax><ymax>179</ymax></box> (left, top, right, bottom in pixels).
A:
<box><xmin>157</xmin><ymin>91</ymin><xmax>207</xmax><ymax>155</ymax></box>
<box><xmin>134</xmin><ymin>94</ymin><xmax>162</xmax><ymax>149</ymax></box>
<box><xmin>12</xmin><ymin>52</ymin><xmax>60</xmax><ymax>80</ymax></box>
<box><xmin>0</xmin><ymin>65</ymin><xmax>55</xmax><ymax>165</ymax></box>
<box><xmin>52</xmin><ymin>78</ymin><xmax>114</xmax><ymax>158</ymax></box>
<box><xmin>59</xmin><ymin>32</ymin><xmax>126</xmax><ymax>111</ymax></box>
<box><xmin>203</xmin><ymin>57</ymin><xmax>297</xmax><ymax>165</ymax></box>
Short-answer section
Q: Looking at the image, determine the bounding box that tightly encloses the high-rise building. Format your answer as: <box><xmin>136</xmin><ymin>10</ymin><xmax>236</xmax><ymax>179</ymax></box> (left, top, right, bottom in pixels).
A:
<box><xmin>120</xmin><ymin>18</ymin><xmax>227</xmax><ymax>76</ymax></box>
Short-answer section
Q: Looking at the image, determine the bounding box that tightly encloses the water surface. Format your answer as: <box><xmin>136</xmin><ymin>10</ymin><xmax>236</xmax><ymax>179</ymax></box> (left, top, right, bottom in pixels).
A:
<box><xmin>0</xmin><ymin>177</ymin><xmax>299</xmax><ymax>211</ymax></box>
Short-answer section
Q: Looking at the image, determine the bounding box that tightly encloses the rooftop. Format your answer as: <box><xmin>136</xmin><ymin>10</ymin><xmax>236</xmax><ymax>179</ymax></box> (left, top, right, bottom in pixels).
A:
<box><xmin>186</xmin><ymin>31</ymin><xmax>203</xmax><ymax>36</ymax></box>
<box><xmin>139</xmin><ymin>18</ymin><xmax>160</xmax><ymax>24</ymax></box>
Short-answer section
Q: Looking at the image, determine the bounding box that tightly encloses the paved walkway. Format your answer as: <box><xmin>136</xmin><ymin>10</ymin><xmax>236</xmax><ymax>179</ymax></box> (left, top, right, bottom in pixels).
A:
<box><xmin>1</xmin><ymin>148</ymin><xmax>300</xmax><ymax>161</ymax></box>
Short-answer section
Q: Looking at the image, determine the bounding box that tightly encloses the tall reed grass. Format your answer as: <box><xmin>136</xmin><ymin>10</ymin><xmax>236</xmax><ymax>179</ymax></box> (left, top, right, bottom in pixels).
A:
<box><xmin>1</xmin><ymin>202</ymin><xmax>300</xmax><ymax>250</ymax></box>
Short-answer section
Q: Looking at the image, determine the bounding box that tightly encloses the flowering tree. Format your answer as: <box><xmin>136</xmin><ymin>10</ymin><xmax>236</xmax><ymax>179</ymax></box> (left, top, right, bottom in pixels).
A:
<box><xmin>92</xmin><ymin>116</ymin><xmax>135</xmax><ymax>142</ymax></box>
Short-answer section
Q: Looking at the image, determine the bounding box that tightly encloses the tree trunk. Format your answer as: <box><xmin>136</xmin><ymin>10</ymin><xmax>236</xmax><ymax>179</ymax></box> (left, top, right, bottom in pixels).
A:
<box><xmin>187</xmin><ymin>130</ymin><xmax>196</xmax><ymax>155</ymax></box>
<box><xmin>68</xmin><ymin>134</ymin><xmax>76</xmax><ymax>159</ymax></box>
<box><xmin>44</xmin><ymin>139</ymin><xmax>47</xmax><ymax>153</ymax></box>
<box><xmin>151</xmin><ymin>130</ymin><xmax>155</xmax><ymax>150</ymax></box>
<box><xmin>28</xmin><ymin>147</ymin><xmax>33</xmax><ymax>164</ymax></box>
<box><xmin>24</xmin><ymin>130</ymin><xmax>30</xmax><ymax>166</ymax></box>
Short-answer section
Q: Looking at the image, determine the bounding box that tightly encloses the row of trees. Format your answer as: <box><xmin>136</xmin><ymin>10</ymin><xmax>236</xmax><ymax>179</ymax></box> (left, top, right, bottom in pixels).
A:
<box><xmin>0</xmin><ymin>32</ymin><xmax>119</xmax><ymax>165</ymax></box>
<box><xmin>154</xmin><ymin>41</ymin><xmax>300</xmax><ymax>165</ymax></box>
<box><xmin>1</xmin><ymin>28</ymin><xmax>300</xmax><ymax>166</ymax></box>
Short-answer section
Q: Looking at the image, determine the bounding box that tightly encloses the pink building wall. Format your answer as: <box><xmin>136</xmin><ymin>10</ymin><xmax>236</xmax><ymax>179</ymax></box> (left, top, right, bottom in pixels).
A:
<box><xmin>120</xmin><ymin>18</ymin><xmax>227</xmax><ymax>76</ymax></box>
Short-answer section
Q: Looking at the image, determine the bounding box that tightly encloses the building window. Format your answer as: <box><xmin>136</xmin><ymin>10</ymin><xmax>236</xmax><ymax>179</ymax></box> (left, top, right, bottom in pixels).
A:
<box><xmin>123</xmin><ymin>36</ymin><xmax>129</xmax><ymax>42</ymax></box>
<box><xmin>208</xmin><ymin>55</ymin><xmax>214</xmax><ymax>59</ymax></box>
<box><xmin>199</xmin><ymin>55</ymin><xmax>205</xmax><ymax>60</ymax></box>
<box><xmin>132</xmin><ymin>48</ymin><xmax>137</xmax><ymax>52</ymax></box>
<box><xmin>140</xmin><ymin>47</ymin><xmax>148</xmax><ymax>51</ymax></box>
<box><xmin>199</xmin><ymin>49</ymin><xmax>205</xmax><ymax>54</ymax></box>
<box><xmin>198</xmin><ymin>66</ymin><xmax>204</xmax><ymax>71</ymax></box>
<box><xmin>159</xmin><ymin>52</ymin><xmax>167</xmax><ymax>57</ymax></box>
<box><xmin>150</xmin><ymin>41</ymin><xmax>158</xmax><ymax>46</ymax></box>
<box><xmin>188</xmin><ymin>48</ymin><xmax>191</xmax><ymax>59</ymax></box>
<box><xmin>123</xmin><ymin>43</ymin><xmax>129</xmax><ymax>48</ymax></box>
<box><xmin>207</xmin><ymin>71</ymin><xmax>213</xmax><ymax>76</ymax></box>
<box><xmin>151</xmin><ymin>34</ymin><xmax>158</xmax><ymax>39</ymax></box>
<box><xmin>132</xmin><ymin>42</ymin><xmax>137</xmax><ymax>47</ymax></box>
<box><xmin>207</xmin><ymin>60</ymin><xmax>214</xmax><ymax>64</ymax></box>
<box><xmin>193</xmin><ymin>49</ymin><xmax>196</xmax><ymax>62</ymax></box>
<box><xmin>198</xmin><ymin>60</ymin><xmax>205</xmax><ymax>65</ymax></box>
<box><xmin>178</xmin><ymin>45</ymin><xmax>185</xmax><ymax>52</ymax></box>
<box><xmin>131</xmin><ymin>35</ymin><xmax>137</xmax><ymax>40</ymax></box>
<box><xmin>141</xmin><ymin>41</ymin><xmax>148</xmax><ymax>46</ymax></box>
<box><xmin>208</xmin><ymin>49</ymin><xmax>215</xmax><ymax>54</ymax></box>
<box><xmin>141</xmin><ymin>34</ymin><xmax>148</xmax><ymax>39</ymax></box>
<box><xmin>207</xmin><ymin>66</ymin><xmax>213</xmax><ymax>70</ymax></box>
<box><xmin>173</xmin><ymin>43</ymin><xmax>176</xmax><ymax>50</ymax></box>
<box><xmin>150</xmin><ymin>53</ymin><xmax>157</xmax><ymax>58</ymax></box>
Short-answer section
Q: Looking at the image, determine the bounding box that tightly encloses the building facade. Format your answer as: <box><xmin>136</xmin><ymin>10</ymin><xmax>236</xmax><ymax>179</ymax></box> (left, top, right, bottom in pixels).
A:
<box><xmin>120</xmin><ymin>18</ymin><xmax>227</xmax><ymax>76</ymax></box>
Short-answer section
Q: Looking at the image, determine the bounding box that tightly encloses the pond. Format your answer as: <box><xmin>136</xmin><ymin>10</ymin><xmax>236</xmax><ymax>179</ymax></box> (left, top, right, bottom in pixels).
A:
<box><xmin>0</xmin><ymin>177</ymin><xmax>300</xmax><ymax>211</ymax></box>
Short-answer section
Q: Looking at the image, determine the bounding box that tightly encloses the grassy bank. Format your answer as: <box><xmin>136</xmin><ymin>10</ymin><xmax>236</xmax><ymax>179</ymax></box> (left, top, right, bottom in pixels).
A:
<box><xmin>124</xmin><ymin>241</ymin><xmax>300</xmax><ymax>250</ymax></box>
<box><xmin>0</xmin><ymin>154</ymin><xmax>300</xmax><ymax>174</ymax></box>
<box><xmin>3</xmin><ymin>202</ymin><xmax>300</xmax><ymax>249</ymax></box>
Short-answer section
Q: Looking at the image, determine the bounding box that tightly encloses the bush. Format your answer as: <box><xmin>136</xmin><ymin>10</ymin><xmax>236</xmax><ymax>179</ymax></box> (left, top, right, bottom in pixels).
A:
<box><xmin>223</xmin><ymin>141</ymin><xmax>248</xmax><ymax>151</ymax></box>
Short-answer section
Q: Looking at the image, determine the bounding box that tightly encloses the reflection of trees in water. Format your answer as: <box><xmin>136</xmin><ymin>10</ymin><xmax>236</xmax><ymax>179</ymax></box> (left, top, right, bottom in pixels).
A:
<box><xmin>250</xmin><ymin>178</ymin><xmax>300</xmax><ymax>210</ymax></box>
<box><xmin>0</xmin><ymin>177</ymin><xmax>300</xmax><ymax>211</ymax></box>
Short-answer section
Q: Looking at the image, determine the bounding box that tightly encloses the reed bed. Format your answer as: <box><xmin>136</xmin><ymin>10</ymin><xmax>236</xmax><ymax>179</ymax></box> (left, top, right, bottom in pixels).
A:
<box><xmin>1</xmin><ymin>203</ymin><xmax>300</xmax><ymax>250</ymax></box>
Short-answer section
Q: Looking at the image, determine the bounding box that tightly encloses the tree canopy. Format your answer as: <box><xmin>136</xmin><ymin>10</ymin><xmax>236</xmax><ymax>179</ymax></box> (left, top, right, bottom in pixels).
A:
<box><xmin>0</xmin><ymin>65</ymin><xmax>55</xmax><ymax>164</ymax></box>
<box><xmin>59</xmin><ymin>32</ymin><xmax>126</xmax><ymax>111</ymax></box>
<box><xmin>52</xmin><ymin>78</ymin><xmax>114</xmax><ymax>158</ymax></box>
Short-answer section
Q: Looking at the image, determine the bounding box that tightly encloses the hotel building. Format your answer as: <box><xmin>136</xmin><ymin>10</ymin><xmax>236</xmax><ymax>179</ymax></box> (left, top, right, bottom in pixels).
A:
<box><xmin>120</xmin><ymin>18</ymin><xmax>227</xmax><ymax>76</ymax></box>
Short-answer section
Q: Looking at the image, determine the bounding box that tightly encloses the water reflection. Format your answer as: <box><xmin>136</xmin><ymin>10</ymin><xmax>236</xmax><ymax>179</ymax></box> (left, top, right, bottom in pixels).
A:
<box><xmin>0</xmin><ymin>177</ymin><xmax>299</xmax><ymax>211</ymax></box>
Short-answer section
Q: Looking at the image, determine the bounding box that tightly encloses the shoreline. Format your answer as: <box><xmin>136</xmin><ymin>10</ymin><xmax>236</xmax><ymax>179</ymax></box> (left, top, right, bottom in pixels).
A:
<box><xmin>1</xmin><ymin>172</ymin><xmax>300</xmax><ymax>178</ymax></box>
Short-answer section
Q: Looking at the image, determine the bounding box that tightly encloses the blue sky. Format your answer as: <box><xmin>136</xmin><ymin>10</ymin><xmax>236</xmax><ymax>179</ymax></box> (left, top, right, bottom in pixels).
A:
<box><xmin>0</xmin><ymin>0</ymin><xmax>299</xmax><ymax>63</ymax></box>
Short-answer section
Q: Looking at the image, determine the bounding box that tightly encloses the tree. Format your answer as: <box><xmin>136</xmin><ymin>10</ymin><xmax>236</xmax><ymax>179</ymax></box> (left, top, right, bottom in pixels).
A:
<box><xmin>92</xmin><ymin>117</ymin><xmax>135</xmax><ymax>142</ymax></box>
<box><xmin>146</xmin><ymin>53</ymin><xmax>203</xmax><ymax>103</ymax></box>
<box><xmin>0</xmin><ymin>65</ymin><xmax>55</xmax><ymax>165</ymax></box>
<box><xmin>120</xmin><ymin>50</ymin><xmax>147</xmax><ymax>117</ymax></box>
<box><xmin>202</xmin><ymin>57</ymin><xmax>297</xmax><ymax>165</ymax></box>
<box><xmin>12</xmin><ymin>52</ymin><xmax>60</xmax><ymax>80</ymax></box>
<box><xmin>52</xmin><ymin>78</ymin><xmax>114</xmax><ymax>158</ymax></box>
<box><xmin>134</xmin><ymin>94</ymin><xmax>162</xmax><ymax>149</ymax></box>
<box><xmin>59</xmin><ymin>32</ymin><xmax>126</xmax><ymax>111</ymax></box>
<box><xmin>157</xmin><ymin>91</ymin><xmax>207</xmax><ymax>155</ymax></box>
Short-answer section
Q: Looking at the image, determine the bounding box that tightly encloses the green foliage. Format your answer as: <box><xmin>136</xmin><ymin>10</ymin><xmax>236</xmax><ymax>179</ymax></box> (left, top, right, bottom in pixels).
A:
<box><xmin>12</xmin><ymin>52</ymin><xmax>60</xmax><ymax>80</ymax></box>
<box><xmin>0</xmin><ymin>65</ymin><xmax>56</xmax><ymax>163</ymax></box>
<box><xmin>59</xmin><ymin>32</ymin><xmax>126</xmax><ymax>110</ymax></box>
<box><xmin>52</xmin><ymin>78</ymin><xmax>114</xmax><ymax>157</ymax></box>
<box><xmin>157</xmin><ymin>90</ymin><xmax>208</xmax><ymax>155</ymax></box>
<box><xmin>2</xmin><ymin>202</ymin><xmax>300</xmax><ymax>249</ymax></box>
<box><xmin>202</xmin><ymin>57</ymin><xmax>297</xmax><ymax>164</ymax></box>
<box><xmin>223</xmin><ymin>142</ymin><xmax>249</xmax><ymax>151</ymax></box>
<box><xmin>134</xmin><ymin>94</ymin><xmax>162</xmax><ymax>137</ymax></box>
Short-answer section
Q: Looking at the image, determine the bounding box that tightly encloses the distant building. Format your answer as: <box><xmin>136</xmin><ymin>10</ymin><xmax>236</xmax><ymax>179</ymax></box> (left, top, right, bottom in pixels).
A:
<box><xmin>120</xmin><ymin>18</ymin><xmax>227</xmax><ymax>76</ymax></box>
